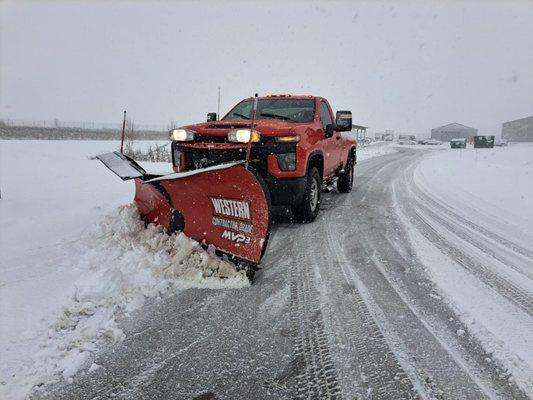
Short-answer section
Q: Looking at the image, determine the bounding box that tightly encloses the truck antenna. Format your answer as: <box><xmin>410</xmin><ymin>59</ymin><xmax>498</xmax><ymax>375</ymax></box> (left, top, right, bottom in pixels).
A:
<box><xmin>217</xmin><ymin>87</ymin><xmax>221</xmax><ymax>121</ymax></box>
<box><xmin>245</xmin><ymin>93</ymin><xmax>259</xmax><ymax>169</ymax></box>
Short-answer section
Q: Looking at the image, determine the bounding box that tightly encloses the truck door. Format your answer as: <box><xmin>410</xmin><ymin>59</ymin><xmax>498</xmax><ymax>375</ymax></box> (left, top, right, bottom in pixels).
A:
<box><xmin>319</xmin><ymin>101</ymin><xmax>342</xmax><ymax>177</ymax></box>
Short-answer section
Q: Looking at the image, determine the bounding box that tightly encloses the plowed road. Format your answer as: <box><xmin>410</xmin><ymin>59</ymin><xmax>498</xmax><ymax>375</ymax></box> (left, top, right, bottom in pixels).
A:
<box><xmin>37</xmin><ymin>148</ymin><xmax>531</xmax><ymax>400</ymax></box>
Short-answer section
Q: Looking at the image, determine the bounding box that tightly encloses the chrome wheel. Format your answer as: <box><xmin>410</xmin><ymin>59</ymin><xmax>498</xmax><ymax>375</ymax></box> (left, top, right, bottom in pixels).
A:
<box><xmin>310</xmin><ymin>178</ymin><xmax>319</xmax><ymax>211</ymax></box>
<box><xmin>292</xmin><ymin>167</ymin><xmax>321</xmax><ymax>223</ymax></box>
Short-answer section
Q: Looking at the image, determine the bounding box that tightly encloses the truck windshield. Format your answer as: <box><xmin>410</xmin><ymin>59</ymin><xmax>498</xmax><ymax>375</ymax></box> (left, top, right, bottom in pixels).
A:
<box><xmin>223</xmin><ymin>99</ymin><xmax>315</xmax><ymax>122</ymax></box>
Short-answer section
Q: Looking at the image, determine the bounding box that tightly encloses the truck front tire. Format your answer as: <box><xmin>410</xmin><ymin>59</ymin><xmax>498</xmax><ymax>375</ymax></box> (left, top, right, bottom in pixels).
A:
<box><xmin>337</xmin><ymin>156</ymin><xmax>354</xmax><ymax>193</ymax></box>
<box><xmin>292</xmin><ymin>167</ymin><xmax>321</xmax><ymax>223</ymax></box>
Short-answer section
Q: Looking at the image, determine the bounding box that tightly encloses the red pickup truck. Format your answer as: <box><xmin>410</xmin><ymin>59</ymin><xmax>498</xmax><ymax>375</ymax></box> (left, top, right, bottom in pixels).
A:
<box><xmin>170</xmin><ymin>95</ymin><xmax>357</xmax><ymax>222</ymax></box>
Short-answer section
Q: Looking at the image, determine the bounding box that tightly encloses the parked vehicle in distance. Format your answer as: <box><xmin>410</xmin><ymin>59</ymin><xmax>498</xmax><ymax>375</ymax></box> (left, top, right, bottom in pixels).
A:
<box><xmin>383</xmin><ymin>132</ymin><xmax>394</xmax><ymax>141</ymax></box>
<box><xmin>359</xmin><ymin>137</ymin><xmax>373</xmax><ymax>146</ymax></box>
<box><xmin>398</xmin><ymin>134</ymin><xmax>416</xmax><ymax>141</ymax></box>
<box><xmin>398</xmin><ymin>139</ymin><xmax>417</xmax><ymax>145</ymax></box>
<box><xmin>450</xmin><ymin>138</ymin><xmax>467</xmax><ymax>148</ymax></box>
<box><xmin>474</xmin><ymin>135</ymin><xmax>495</xmax><ymax>148</ymax></box>
<box><xmin>422</xmin><ymin>139</ymin><xmax>442</xmax><ymax>145</ymax></box>
<box><xmin>495</xmin><ymin>139</ymin><xmax>508</xmax><ymax>147</ymax></box>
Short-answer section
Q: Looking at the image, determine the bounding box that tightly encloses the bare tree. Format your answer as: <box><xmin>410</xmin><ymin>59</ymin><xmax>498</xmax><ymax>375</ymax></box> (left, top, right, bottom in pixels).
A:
<box><xmin>167</xmin><ymin>120</ymin><xmax>178</xmax><ymax>131</ymax></box>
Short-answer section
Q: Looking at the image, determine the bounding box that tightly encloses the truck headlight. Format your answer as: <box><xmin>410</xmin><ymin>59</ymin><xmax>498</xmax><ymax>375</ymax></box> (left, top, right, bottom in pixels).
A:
<box><xmin>170</xmin><ymin>128</ymin><xmax>196</xmax><ymax>141</ymax></box>
<box><xmin>277</xmin><ymin>153</ymin><xmax>296</xmax><ymax>171</ymax></box>
<box><xmin>228</xmin><ymin>129</ymin><xmax>261</xmax><ymax>143</ymax></box>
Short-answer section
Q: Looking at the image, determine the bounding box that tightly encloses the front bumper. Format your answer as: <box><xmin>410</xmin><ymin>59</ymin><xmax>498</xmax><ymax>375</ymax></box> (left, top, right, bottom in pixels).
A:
<box><xmin>263</xmin><ymin>174</ymin><xmax>307</xmax><ymax>206</ymax></box>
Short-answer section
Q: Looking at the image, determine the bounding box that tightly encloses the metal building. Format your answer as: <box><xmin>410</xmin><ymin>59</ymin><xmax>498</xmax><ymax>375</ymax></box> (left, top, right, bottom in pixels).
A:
<box><xmin>431</xmin><ymin>123</ymin><xmax>477</xmax><ymax>142</ymax></box>
<box><xmin>502</xmin><ymin>116</ymin><xmax>533</xmax><ymax>142</ymax></box>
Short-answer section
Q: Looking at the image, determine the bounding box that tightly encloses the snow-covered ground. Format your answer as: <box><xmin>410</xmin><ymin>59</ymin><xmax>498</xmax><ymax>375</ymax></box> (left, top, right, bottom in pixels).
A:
<box><xmin>0</xmin><ymin>140</ymin><xmax>245</xmax><ymax>399</ymax></box>
<box><xmin>0</xmin><ymin>139</ymin><xmax>399</xmax><ymax>398</ymax></box>
<box><xmin>399</xmin><ymin>143</ymin><xmax>533</xmax><ymax>393</ymax></box>
<box><xmin>3</xmin><ymin>140</ymin><xmax>532</xmax><ymax>398</ymax></box>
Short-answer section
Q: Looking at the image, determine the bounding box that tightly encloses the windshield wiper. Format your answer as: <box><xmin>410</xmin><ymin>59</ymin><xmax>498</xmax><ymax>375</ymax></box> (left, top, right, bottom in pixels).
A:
<box><xmin>231</xmin><ymin>112</ymin><xmax>249</xmax><ymax>120</ymax></box>
<box><xmin>260</xmin><ymin>112</ymin><xmax>294</xmax><ymax>122</ymax></box>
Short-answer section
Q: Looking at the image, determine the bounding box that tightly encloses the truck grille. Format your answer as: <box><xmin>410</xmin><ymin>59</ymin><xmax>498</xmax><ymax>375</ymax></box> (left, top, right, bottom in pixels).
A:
<box><xmin>195</xmin><ymin>135</ymin><xmax>230</xmax><ymax>144</ymax></box>
<box><xmin>183</xmin><ymin>147</ymin><xmax>246</xmax><ymax>170</ymax></box>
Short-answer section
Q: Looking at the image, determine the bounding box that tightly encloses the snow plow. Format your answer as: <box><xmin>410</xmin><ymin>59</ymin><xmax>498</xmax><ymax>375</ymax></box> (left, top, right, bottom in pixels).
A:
<box><xmin>97</xmin><ymin>151</ymin><xmax>271</xmax><ymax>278</ymax></box>
<box><xmin>97</xmin><ymin>94</ymin><xmax>356</xmax><ymax>279</ymax></box>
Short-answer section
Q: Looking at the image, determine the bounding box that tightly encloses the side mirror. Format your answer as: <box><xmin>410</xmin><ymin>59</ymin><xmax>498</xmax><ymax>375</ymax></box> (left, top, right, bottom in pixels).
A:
<box><xmin>325</xmin><ymin>124</ymin><xmax>335</xmax><ymax>138</ymax></box>
<box><xmin>207</xmin><ymin>112</ymin><xmax>217</xmax><ymax>122</ymax></box>
<box><xmin>335</xmin><ymin>110</ymin><xmax>352</xmax><ymax>132</ymax></box>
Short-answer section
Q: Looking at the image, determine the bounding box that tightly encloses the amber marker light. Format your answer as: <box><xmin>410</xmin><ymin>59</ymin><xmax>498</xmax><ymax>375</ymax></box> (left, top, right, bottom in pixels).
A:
<box><xmin>275</xmin><ymin>135</ymin><xmax>300</xmax><ymax>143</ymax></box>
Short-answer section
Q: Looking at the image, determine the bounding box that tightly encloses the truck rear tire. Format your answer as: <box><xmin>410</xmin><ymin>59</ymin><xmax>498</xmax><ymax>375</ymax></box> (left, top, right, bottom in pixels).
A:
<box><xmin>337</xmin><ymin>156</ymin><xmax>354</xmax><ymax>193</ymax></box>
<box><xmin>292</xmin><ymin>167</ymin><xmax>321</xmax><ymax>223</ymax></box>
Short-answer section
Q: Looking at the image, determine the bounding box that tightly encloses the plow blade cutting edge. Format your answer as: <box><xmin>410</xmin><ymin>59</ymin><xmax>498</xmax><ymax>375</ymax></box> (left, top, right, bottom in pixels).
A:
<box><xmin>97</xmin><ymin>152</ymin><xmax>271</xmax><ymax>266</ymax></box>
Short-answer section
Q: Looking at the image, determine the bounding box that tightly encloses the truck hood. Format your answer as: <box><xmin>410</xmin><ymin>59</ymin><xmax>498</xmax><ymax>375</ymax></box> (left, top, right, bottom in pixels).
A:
<box><xmin>182</xmin><ymin>119</ymin><xmax>308</xmax><ymax>138</ymax></box>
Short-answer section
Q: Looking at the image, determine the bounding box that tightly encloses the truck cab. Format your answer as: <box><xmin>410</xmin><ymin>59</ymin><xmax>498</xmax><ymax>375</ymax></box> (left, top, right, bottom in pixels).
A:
<box><xmin>169</xmin><ymin>95</ymin><xmax>357</xmax><ymax>222</ymax></box>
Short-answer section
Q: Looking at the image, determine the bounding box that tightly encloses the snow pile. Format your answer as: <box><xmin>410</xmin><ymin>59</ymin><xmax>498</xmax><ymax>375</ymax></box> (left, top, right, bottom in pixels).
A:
<box><xmin>1</xmin><ymin>205</ymin><xmax>248</xmax><ymax>399</ymax></box>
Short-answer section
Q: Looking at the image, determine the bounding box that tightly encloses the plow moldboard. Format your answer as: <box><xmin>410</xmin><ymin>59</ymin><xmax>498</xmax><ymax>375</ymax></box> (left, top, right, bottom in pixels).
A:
<box><xmin>134</xmin><ymin>164</ymin><xmax>271</xmax><ymax>265</ymax></box>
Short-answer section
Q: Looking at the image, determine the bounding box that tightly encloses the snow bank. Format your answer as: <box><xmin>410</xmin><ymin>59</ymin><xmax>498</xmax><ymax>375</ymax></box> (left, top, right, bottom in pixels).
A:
<box><xmin>1</xmin><ymin>205</ymin><xmax>247</xmax><ymax>399</ymax></box>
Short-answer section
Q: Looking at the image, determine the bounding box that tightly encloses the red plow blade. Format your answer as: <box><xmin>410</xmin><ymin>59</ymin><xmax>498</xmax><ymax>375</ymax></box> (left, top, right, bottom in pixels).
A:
<box><xmin>97</xmin><ymin>153</ymin><xmax>271</xmax><ymax>266</ymax></box>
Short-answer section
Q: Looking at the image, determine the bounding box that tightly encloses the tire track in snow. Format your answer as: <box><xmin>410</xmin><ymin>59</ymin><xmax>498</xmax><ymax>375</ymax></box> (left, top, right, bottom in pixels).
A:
<box><xmin>320</xmin><ymin>223</ymin><xmax>420</xmax><ymax>399</ymax></box>
<box><xmin>288</xmin><ymin>247</ymin><xmax>341</xmax><ymax>399</ymax></box>
<box><xmin>412</xmin><ymin>193</ymin><xmax>533</xmax><ymax>281</ymax></box>
<box><xmin>396</xmin><ymin>160</ymin><xmax>533</xmax><ymax>315</ymax></box>
<box><xmin>390</xmin><ymin>152</ymin><xmax>532</xmax><ymax>398</ymax></box>
<box><xmin>411</xmin><ymin>182</ymin><xmax>533</xmax><ymax>260</ymax></box>
<box><xmin>405</xmin><ymin>202</ymin><xmax>533</xmax><ymax>315</ymax></box>
<box><xmin>324</xmin><ymin>149</ymin><xmax>525</xmax><ymax>399</ymax></box>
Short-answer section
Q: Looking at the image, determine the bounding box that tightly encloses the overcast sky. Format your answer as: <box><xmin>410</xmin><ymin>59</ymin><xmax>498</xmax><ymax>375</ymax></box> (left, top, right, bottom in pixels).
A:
<box><xmin>1</xmin><ymin>0</ymin><xmax>532</xmax><ymax>134</ymax></box>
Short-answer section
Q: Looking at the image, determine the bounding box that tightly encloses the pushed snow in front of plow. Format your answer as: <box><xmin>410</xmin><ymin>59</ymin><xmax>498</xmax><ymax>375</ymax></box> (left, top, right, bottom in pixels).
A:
<box><xmin>2</xmin><ymin>205</ymin><xmax>248</xmax><ymax>400</ymax></box>
<box><xmin>84</xmin><ymin>204</ymin><xmax>250</xmax><ymax>287</ymax></box>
